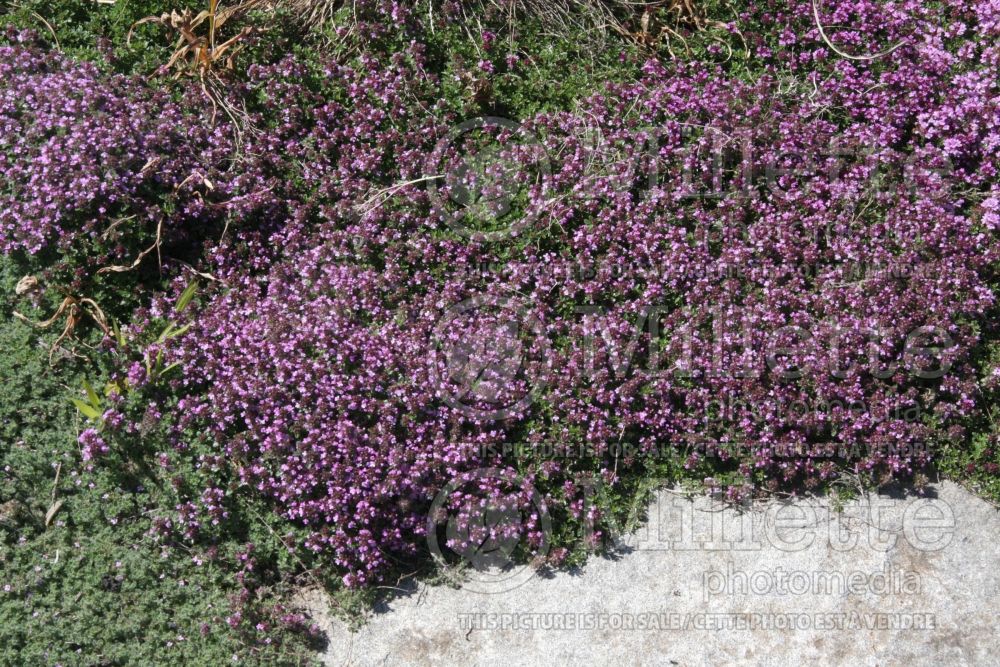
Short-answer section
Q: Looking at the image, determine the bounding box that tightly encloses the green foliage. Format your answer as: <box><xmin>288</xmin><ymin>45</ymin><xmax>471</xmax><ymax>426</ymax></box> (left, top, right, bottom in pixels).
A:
<box><xmin>1</xmin><ymin>0</ymin><xmax>306</xmax><ymax>80</ymax></box>
<box><xmin>1</xmin><ymin>0</ymin><xmax>195</xmax><ymax>72</ymax></box>
<box><xmin>0</xmin><ymin>256</ymin><xmax>322</xmax><ymax>665</ymax></box>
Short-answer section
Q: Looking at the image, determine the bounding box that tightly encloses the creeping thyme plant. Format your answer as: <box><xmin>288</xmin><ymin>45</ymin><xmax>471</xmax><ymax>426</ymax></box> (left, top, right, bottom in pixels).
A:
<box><xmin>0</xmin><ymin>0</ymin><xmax>998</xmax><ymax>662</ymax></box>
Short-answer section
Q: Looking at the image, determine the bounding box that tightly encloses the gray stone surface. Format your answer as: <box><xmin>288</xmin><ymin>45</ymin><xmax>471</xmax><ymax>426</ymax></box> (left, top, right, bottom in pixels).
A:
<box><xmin>304</xmin><ymin>481</ymin><xmax>1000</xmax><ymax>666</ymax></box>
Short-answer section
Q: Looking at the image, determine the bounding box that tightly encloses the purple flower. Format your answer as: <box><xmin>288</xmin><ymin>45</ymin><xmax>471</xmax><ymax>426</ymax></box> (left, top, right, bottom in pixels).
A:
<box><xmin>78</xmin><ymin>429</ymin><xmax>109</xmax><ymax>462</ymax></box>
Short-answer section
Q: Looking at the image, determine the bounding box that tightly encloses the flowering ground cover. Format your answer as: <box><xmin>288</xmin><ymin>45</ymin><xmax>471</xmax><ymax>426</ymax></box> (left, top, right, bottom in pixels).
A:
<box><xmin>0</xmin><ymin>0</ymin><xmax>998</xmax><ymax>663</ymax></box>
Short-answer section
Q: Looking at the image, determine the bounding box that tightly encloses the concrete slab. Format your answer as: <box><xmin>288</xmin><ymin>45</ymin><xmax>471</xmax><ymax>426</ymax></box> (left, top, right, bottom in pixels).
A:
<box><xmin>304</xmin><ymin>481</ymin><xmax>1000</xmax><ymax>666</ymax></box>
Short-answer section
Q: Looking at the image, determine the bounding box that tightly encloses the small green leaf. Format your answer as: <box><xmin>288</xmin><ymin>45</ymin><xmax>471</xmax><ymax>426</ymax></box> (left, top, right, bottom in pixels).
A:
<box><xmin>175</xmin><ymin>280</ymin><xmax>199</xmax><ymax>313</ymax></box>
<box><xmin>160</xmin><ymin>361</ymin><xmax>182</xmax><ymax>376</ymax></box>
<box><xmin>71</xmin><ymin>399</ymin><xmax>100</xmax><ymax>420</ymax></box>
<box><xmin>112</xmin><ymin>320</ymin><xmax>126</xmax><ymax>347</ymax></box>
<box><xmin>82</xmin><ymin>380</ymin><xmax>101</xmax><ymax>411</ymax></box>
<box><xmin>166</xmin><ymin>323</ymin><xmax>191</xmax><ymax>339</ymax></box>
<box><xmin>157</xmin><ymin>322</ymin><xmax>175</xmax><ymax>344</ymax></box>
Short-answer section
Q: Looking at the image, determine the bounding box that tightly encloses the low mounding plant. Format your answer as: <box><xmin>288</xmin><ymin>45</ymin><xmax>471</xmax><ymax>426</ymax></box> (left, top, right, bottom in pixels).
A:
<box><xmin>0</xmin><ymin>28</ymin><xmax>294</xmax><ymax>304</ymax></box>
<box><xmin>84</xmin><ymin>0</ymin><xmax>1000</xmax><ymax>589</ymax></box>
